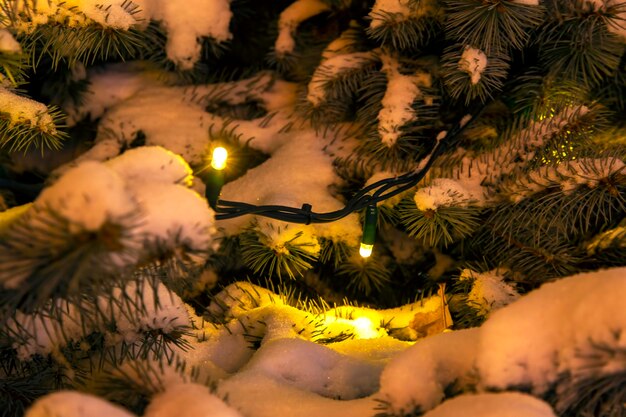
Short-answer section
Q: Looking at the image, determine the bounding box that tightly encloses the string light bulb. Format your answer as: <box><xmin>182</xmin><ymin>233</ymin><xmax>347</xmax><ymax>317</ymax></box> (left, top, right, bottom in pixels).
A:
<box><xmin>359</xmin><ymin>204</ymin><xmax>378</xmax><ymax>258</ymax></box>
<box><xmin>211</xmin><ymin>147</ymin><xmax>228</xmax><ymax>170</ymax></box>
<box><xmin>205</xmin><ymin>146</ymin><xmax>228</xmax><ymax>209</ymax></box>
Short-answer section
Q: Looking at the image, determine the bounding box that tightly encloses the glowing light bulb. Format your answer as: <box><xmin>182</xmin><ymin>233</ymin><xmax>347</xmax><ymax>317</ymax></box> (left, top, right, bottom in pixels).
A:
<box><xmin>211</xmin><ymin>147</ymin><xmax>228</xmax><ymax>170</ymax></box>
<box><xmin>359</xmin><ymin>243</ymin><xmax>373</xmax><ymax>258</ymax></box>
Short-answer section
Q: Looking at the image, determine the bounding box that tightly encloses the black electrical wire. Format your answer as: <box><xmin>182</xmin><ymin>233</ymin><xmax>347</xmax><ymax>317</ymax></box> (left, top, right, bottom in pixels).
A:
<box><xmin>214</xmin><ymin>110</ymin><xmax>478</xmax><ymax>224</ymax></box>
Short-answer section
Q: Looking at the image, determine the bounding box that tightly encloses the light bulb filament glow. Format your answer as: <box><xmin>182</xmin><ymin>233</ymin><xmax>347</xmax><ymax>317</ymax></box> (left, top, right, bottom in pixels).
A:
<box><xmin>211</xmin><ymin>147</ymin><xmax>228</xmax><ymax>170</ymax></box>
<box><xmin>359</xmin><ymin>243</ymin><xmax>373</xmax><ymax>258</ymax></box>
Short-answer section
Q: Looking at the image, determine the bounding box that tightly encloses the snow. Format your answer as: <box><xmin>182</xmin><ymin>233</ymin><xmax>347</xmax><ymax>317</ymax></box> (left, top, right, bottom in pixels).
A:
<box><xmin>476</xmin><ymin>267</ymin><xmax>626</xmax><ymax>394</ymax></box>
<box><xmin>422</xmin><ymin>393</ymin><xmax>556</xmax><ymax>417</ymax></box>
<box><xmin>144</xmin><ymin>383</ymin><xmax>243</xmax><ymax>417</ymax></box>
<box><xmin>20</xmin><ymin>267</ymin><xmax>626</xmax><ymax>416</ymax></box>
<box><xmin>3</xmin><ymin>0</ymin><xmax>231</xmax><ymax>68</ymax></box>
<box><xmin>275</xmin><ymin>0</ymin><xmax>331</xmax><ymax>56</ymax></box>
<box><xmin>4</xmin><ymin>146</ymin><xmax>214</xmax><ymax>290</ymax></box>
<box><xmin>459</xmin><ymin>268</ymin><xmax>520</xmax><ymax>317</ymax></box>
<box><xmin>9</xmin><ymin>301</ymin><xmax>82</xmax><ymax>360</ymax></box>
<box><xmin>107</xmin><ymin>280</ymin><xmax>191</xmax><ymax>343</ymax></box>
<box><xmin>414</xmin><ymin>178</ymin><xmax>484</xmax><ymax>210</ymax></box>
<box><xmin>0</xmin><ymin>29</ymin><xmax>21</xmax><ymax>53</ymax></box>
<box><xmin>239</xmin><ymin>338</ymin><xmax>381</xmax><ymax>399</ymax></box>
<box><xmin>0</xmin><ymin>87</ymin><xmax>56</xmax><ymax>134</ymax></box>
<box><xmin>220</xmin><ymin>372</ymin><xmax>378</xmax><ymax>417</ymax></box>
<box><xmin>377</xmin><ymin>54</ymin><xmax>431</xmax><ymax>147</ymax></box>
<box><xmin>37</xmin><ymin>160</ymin><xmax>137</xmax><ymax>232</ymax></box>
<box><xmin>369</xmin><ymin>0</ymin><xmax>411</xmax><ymax>29</ymax></box>
<box><xmin>105</xmin><ymin>146</ymin><xmax>194</xmax><ymax>187</ymax></box>
<box><xmin>65</xmin><ymin>63</ymin><xmax>166</xmax><ymax>125</ymax></box>
<box><xmin>379</xmin><ymin>328</ymin><xmax>480</xmax><ymax>414</ymax></box>
<box><xmin>458</xmin><ymin>46</ymin><xmax>487</xmax><ymax>85</ymax></box>
<box><xmin>134</xmin><ymin>0</ymin><xmax>233</xmax><ymax>68</ymax></box>
<box><xmin>131</xmin><ymin>183</ymin><xmax>215</xmax><ymax>251</ymax></box>
<box><xmin>25</xmin><ymin>391</ymin><xmax>136</xmax><ymax>417</ymax></box>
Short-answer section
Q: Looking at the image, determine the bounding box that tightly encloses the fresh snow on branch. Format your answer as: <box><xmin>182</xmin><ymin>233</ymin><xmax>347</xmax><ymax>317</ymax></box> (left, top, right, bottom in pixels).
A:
<box><xmin>458</xmin><ymin>46</ymin><xmax>487</xmax><ymax>85</ymax></box>
<box><xmin>1</xmin><ymin>0</ymin><xmax>139</xmax><ymax>31</ymax></box>
<box><xmin>275</xmin><ymin>0</ymin><xmax>331</xmax><ymax>56</ymax></box>
<box><xmin>377</xmin><ymin>53</ymin><xmax>431</xmax><ymax>147</ymax></box>
<box><xmin>0</xmin><ymin>87</ymin><xmax>57</xmax><ymax>134</ymax></box>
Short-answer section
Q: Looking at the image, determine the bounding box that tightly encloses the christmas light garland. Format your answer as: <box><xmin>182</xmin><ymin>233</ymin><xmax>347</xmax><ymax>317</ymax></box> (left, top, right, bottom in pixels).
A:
<box><xmin>209</xmin><ymin>116</ymin><xmax>470</xmax><ymax>224</ymax></box>
<box><xmin>204</xmin><ymin>113</ymin><xmax>476</xmax><ymax>257</ymax></box>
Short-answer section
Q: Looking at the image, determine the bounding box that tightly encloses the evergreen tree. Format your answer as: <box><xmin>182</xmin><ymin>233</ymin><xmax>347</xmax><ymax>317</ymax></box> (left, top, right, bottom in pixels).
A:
<box><xmin>0</xmin><ymin>0</ymin><xmax>625</xmax><ymax>416</ymax></box>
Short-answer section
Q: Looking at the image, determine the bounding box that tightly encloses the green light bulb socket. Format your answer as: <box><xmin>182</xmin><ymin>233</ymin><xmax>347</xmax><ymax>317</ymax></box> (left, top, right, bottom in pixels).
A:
<box><xmin>206</xmin><ymin>169</ymin><xmax>224</xmax><ymax>210</ymax></box>
<box><xmin>361</xmin><ymin>204</ymin><xmax>378</xmax><ymax>245</ymax></box>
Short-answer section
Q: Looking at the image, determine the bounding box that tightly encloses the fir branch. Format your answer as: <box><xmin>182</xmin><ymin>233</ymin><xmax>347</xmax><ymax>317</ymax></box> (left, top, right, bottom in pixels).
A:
<box><xmin>336</xmin><ymin>255</ymin><xmax>391</xmax><ymax>296</ymax></box>
<box><xmin>23</xmin><ymin>21</ymin><xmax>145</xmax><ymax>70</ymax></box>
<box><xmin>440</xmin><ymin>44</ymin><xmax>510</xmax><ymax>105</ymax></box>
<box><xmin>318</xmin><ymin>238</ymin><xmax>351</xmax><ymax>268</ymax></box>
<box><xmin>239</xmin><ymin>227</ymin><xmax>319</xmax><ymax>279</ymax></box>
<box><xmin>300</xmin><ymin>54</ymin><xmax>379</xmax><ymax>126</ymax></box>
<box><xmin>366</xmin><ymin>10</ymin><xmax>442</xmax><ymax>51</ymax></box>
<box><xmin>0</xmin><ymin>104</ymin><xmax>66</xmax><ymax>153</ymax></box>
<box><xmin>552</xmin><ymin>333</ymin><xmax>626</xmax><ymax>417</ymax></box>
<box><xmin>78</xmin><ymin>359</ymin><xmax>169</xmax><ymax>415</ymax></box>
<box><xmin>538</xmin><ymin>16</ymin><xmax>624</xmax><ymax>86</ymax></box>
<box><xmin>507</xmin><ymin>72</ymin><xmax>591</xmax><ymax>120</ymax></box>
<box><xmin>0</xmin><ymin>359</ymin><xmax>59</xmax><ymax>417</ymax></box>
<box><xmin>0</xmin><ymin>205</ymin><xmax>142</xmax><ymax>313</ymax></box>
<box><xmin>0</xmin><ymin>51</ymin><xmax>26</xmax><ymax>86</ymax></box>
<box><xmin>444</xmin><ymin>0</ymin><xmax>544</xmax><ymax>55</ymax></box>
<box><xmin>471</xmin><ymin>219</ymin><xmax>583</xmax><ymax>282</ymax></box>
<box><xmin>355</xmin><ymin>70</ymin><xmax>439</xmax><ymax>170</ymax></box>
<box><xmin>398</xmin><ymin>198</ymin><xmax>482</xmax><ymax>248</ymax></box>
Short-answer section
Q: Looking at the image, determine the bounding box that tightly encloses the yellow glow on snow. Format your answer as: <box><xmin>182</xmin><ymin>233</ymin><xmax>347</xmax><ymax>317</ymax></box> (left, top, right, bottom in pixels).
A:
<box><xmin>211</xmin><ymin>147</ymin><xmax>228</xmax><ymax>170</ymax></box>
<box><xmin>359</xmin><ymin>243</ymin><xmax>373</xmax><ymax>258</ymax></box>
<box><xmin>351</xmin><ymin>317</ymin><xmax>379</xmax><ymax>339</ymax></box>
